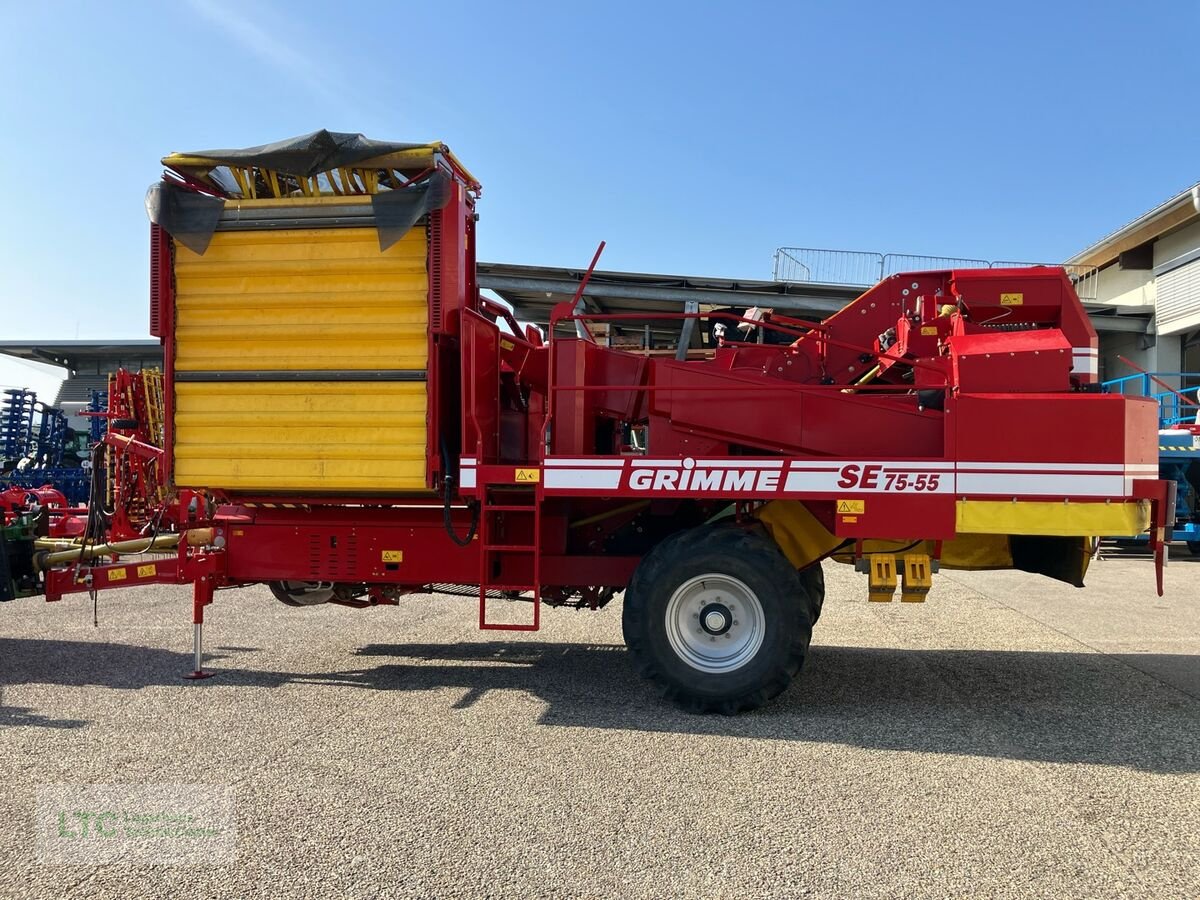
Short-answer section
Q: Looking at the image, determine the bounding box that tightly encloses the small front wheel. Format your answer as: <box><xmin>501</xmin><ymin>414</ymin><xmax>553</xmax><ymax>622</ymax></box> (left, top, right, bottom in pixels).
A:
<box><xmin>269</xmin><ymin>581</ymin><xmax>334</xmax><ymax>607</ymax></box>
<box><xmin>622</xmin><ymin>524</ymin><xmax>815</xmax><ymax>714</ymax></box>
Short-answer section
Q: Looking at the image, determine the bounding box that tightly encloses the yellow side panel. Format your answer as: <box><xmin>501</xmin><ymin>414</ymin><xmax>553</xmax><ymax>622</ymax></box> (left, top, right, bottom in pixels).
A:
<box><xmin>173</xmin><ymin>227</ymin><xmax>427</xmax><ymax>371</ymax></box>
<box><xmin>955</xmin><ymin>499</ymin><xmax>1150</xmax><ymax>537</ymax></box>
<box><xmin>174</xmin><ymin>382</ymin><xmax>427</xmax><ymax>492</ymax></box>
<box><xmin>758</xmin><ymin>501</ymin><xmax>844</xmax><ymax>569</ymax></box>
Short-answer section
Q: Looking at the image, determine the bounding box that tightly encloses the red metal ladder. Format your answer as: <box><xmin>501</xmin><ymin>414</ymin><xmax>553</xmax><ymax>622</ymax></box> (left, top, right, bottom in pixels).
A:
<box><xmin>477</xmin><ymin>484</ymin><xmax>541</xmax><ymax>631</ymax></box>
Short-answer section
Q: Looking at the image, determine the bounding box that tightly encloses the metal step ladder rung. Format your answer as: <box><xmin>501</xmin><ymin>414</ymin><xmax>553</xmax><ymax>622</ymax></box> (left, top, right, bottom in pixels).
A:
<box><xmin>477</xmin><ymin>481</ymin><xmax>541</xmax><ymax>632</ymax></box>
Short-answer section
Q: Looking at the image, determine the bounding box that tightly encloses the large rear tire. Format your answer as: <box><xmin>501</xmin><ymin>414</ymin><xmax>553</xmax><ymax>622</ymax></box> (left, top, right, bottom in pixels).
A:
<box><xmin>622</xmin><ymin>524</ymin><xmax>815</xmax><ymax>714</ymax></box>
<box><xmin>800</xmin><ymin>563</ymin><xmax>825</xmax><ymax>625</ymax></box>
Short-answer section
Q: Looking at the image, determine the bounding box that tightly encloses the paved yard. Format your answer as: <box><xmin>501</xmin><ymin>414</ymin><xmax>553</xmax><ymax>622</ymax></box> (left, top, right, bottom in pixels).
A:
<box><xmin>1</xmin><ymin>552</ymin><xmax>1198</xmax><ymax>897</ymax></box>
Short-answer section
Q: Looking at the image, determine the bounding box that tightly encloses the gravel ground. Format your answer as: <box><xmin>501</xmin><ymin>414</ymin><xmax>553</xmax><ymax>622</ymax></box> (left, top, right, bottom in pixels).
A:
<box><xmin>1</xmin><ymin>551</ymin><xmax>1198</xmax><ymax>898</ymax></box>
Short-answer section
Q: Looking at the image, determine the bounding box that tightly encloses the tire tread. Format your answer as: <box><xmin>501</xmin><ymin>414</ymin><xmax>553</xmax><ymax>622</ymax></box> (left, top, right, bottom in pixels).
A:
<box><xmin>623</xmin><ymin>525</ymin><xmax>816</xmax><ymax>714</ymax></box>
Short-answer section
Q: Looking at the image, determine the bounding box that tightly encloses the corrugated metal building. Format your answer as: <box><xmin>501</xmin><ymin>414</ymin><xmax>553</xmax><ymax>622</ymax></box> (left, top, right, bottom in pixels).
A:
<box><xmin>1066</xmin><ymin>183</ymin><xmax>1200</xmax><ymax>384</ymax></box>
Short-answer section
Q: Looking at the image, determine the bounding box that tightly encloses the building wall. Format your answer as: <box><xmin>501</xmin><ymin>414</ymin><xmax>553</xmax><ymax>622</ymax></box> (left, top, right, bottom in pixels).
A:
<box><xmin>1098</xmin><ymin>331</ymin><xmax>1181</xmax><ymax>387</ymax></box>
<box><xmin>1087</xmin><ymin>262</ymin><xmax>1155</xmax><ymax>308</ymax></box>
<box><xmin>1085</xmin><ymin>217</ymin><xmax>1200</xmax><ymax>384</ymax></box>
<box><xmin>1155</xmin><ymin>218</ymin><xmax>1200</xmax><ymax>265</ymax></box>
<box><xmin>1089</xmin><ymin>264</ymin><xmax>1176</xmax><ymax>386</ymax></box>
<box><xmin>1152</xmin><ymin>219</ymin><xmax>1200</xmax><ymax>338</ymax></box>
<box><xmin>53</xmin><ymin>352</ymin><xmax>165</xmax><ymax>404</ymax></box>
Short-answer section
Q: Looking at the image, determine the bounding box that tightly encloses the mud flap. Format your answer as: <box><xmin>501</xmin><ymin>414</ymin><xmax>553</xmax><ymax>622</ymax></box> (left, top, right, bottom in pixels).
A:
<box><xmin>1008</xmin><ymin>535</ymin><xmax>1091</xmax><ymax>588</ymax></box>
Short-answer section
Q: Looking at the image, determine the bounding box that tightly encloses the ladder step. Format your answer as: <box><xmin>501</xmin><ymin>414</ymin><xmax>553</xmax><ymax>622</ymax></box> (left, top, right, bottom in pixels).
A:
<box><xmin>479</xmin><ymin>621</ymin><xmax>540</xmax><ymax>632</ymax></box>
<box><xmin>478</xmin><ymin>483</ymin><xmax>541</xmax><ymax>631</ymax></box>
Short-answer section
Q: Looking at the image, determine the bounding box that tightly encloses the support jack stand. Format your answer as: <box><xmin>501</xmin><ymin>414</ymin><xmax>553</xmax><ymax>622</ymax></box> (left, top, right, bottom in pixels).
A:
<box><xmin>183</xmin><ymin>578</ymin><xmax>217</xmax><ymax>680</ymax></box>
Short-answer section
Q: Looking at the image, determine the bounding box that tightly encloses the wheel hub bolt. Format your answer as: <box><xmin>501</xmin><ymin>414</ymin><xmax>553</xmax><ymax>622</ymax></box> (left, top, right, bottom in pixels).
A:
<box><xmin>698</xmin><ymin>602</ymin><xmax>734</xmax><ymax>636</ymax></box>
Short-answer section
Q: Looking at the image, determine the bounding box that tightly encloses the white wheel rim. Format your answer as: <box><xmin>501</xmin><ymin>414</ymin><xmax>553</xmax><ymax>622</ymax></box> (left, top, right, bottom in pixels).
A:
<box><xmin>664</xmin><ymin>574</ymin><xmax>765</xmax><ymax>673</ymax></box>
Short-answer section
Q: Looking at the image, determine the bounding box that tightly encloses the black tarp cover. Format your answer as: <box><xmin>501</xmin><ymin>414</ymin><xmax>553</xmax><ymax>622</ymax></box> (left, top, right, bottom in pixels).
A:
<box><xmin>146</xmin><ymin>130</ymin><xmax>455</xmax><ymax>254</ymax></box>
<box><xmin>145</xmin><ymin>182</ymin><xmax>225</xmax><ymax>255</ymax></box>
<box><xmin>164</xmin><ymin>130</ymin><xmax>436</xmax><ymax>178</ymax></box>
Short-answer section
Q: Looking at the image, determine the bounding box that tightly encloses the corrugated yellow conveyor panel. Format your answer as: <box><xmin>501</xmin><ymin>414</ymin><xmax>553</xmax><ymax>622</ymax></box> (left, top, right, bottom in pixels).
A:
<box><xmin>173</xmin><ymin>382</ymin><xmax>428</xmax><ymax>491</ymax></box>
<box><xmin>172</xmin><ymin>224</ymin><xmax>429</xmax><ymax>492</ymax></box>
<box><xmin>173</xmin><ymin>227</ymin><xmax>427</xmax><ymax>371</ymax></box>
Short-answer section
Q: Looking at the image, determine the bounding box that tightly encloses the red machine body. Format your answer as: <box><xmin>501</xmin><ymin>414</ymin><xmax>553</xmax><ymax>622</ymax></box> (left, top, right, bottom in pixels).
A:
<box><xmin>23</xmin><ymin>132</ymin><xmax>1171</xmax><ymax>709</ymax></box>
<box><xmin>41</xmin><ymin>260</ymin><xmax>1166</xmax><ymax>602</ymax></box>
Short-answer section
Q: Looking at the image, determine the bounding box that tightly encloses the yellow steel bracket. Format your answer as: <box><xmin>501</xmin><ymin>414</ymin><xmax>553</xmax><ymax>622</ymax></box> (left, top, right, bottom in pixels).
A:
<box><xmin>901</xmin><ymin>554</ymin><xmax>933</xmax><ymax>602</ymax></box>
<box><xmin>867</xmin><ymin>554</ymin><xmax>898</xmax><ymax>602</ymax></box>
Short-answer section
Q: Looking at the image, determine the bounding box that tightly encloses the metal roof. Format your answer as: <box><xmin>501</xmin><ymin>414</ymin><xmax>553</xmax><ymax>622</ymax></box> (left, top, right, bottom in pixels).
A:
<box><xmin>0</xmin><ymin>261</ymin><xmax>1152</xmax><ymax>378</ymax></box>
<box><xmin>0</xmin><ymin>340</ymin><xmax>161</xmax><ymax>369</ymax></box>
<box><xmin>477</xmin><ymin>263</ymin><xmax>863</xmax><ymax>346</ymax></box>
<box><xmin>477</xmin><ymin>262</ymin><xmax>1149</xmax><ymax>334</ymax></box>
<box><xmin>1066</xmin><ymin>182</ymin><xmax>1200</xmax><ymax>269</ymax></box>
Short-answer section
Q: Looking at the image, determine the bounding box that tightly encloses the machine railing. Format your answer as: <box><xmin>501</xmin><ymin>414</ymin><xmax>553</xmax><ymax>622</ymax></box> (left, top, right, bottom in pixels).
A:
<box><xmin>1102</xmin><ymin>372</ymin><xmax>1200</xmax><ymax>427</ymax></box>
<box><xmin>772</xmin><ymin>248</ymin><xmax>1099</xmax><ymax>301</ymax></box>
<box><xmin>540</xmin><ymin>305</ymin><xmax>952</xmax><ymax>458</ymax></box>
<box><xmin>884</xmin><ymin>254</ymin><xmax>989</xmax><ymax>278</ymax></box>
<box><xmin>992</xmin><ymin>261</ymin><xmax>1100</xmax><ymax>302</ymax></box>
<box><xmin>772</xmin><ymin>248</ymin><xmax>884</xmax><ymax>286</ymax></box>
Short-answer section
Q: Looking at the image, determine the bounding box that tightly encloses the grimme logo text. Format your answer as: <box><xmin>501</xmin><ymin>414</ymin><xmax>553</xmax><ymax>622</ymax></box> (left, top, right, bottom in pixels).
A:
<box><xmin>627</xmin><ymin>459</ymin><xmax>780</xmax><ymax>492</ymax></box>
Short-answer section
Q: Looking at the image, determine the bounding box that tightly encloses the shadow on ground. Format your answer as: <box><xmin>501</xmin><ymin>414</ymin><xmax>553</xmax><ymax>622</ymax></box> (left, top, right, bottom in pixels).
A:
<box><xmin>2</xmin><ymin>636</ymin><xmax>1197</xmax><ymax>772</ymax></box>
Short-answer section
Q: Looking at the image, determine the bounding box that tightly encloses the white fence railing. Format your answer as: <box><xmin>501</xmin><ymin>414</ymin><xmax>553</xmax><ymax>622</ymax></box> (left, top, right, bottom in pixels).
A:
<box><xmin>773</xmin><ymin>248</ymin><xmax>1098</xmax><ymax>300</ymax></box>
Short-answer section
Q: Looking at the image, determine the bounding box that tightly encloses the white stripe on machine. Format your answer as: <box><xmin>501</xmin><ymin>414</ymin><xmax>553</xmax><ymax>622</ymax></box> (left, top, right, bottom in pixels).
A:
<box><xmin>957</xmin><ymin>472</ymin><xmax>1126</xmax><ymax>497</ymax></box>
<box><xmin>543</xmin><ymin>468</ymin><xmax>623</xmax><ymax>490</ymax></box>
<box><xmin>472</xmin><ymin>456</ymin><xmax>1156</xmax><ymax>499</ymax></box>
<box><xmin>1071</xmin><ymin>347</ymin><xmax>1098</xmax><ymax>375</ymax></box>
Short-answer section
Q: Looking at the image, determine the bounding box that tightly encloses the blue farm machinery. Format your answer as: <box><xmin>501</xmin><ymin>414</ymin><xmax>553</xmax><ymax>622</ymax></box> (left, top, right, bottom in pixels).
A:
<box><xmin>1103</xmin><ymin>366</ymin><xmax>1200</xmax><ymax>552</ymax></box>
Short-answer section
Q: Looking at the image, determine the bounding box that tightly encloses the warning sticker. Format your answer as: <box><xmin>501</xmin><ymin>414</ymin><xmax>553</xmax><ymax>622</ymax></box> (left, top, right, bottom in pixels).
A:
<box><xmin>1000</xmin><ymin>292</ymin><xmax>1024</xmax><ymax>306</ymax></box>
<box><xmin>137</xmin><ymin>564</ymin><xmax>157</xmax><ymax>578</ymax></box>
<box><xmin>107</xmin><ymin>568</ymin><xmax>127</xmax><ymax>582</ymax></box>
<box><xmin>381</xmin><ymin>550</ymin><xmax>403</xmax><ymax>563</ymax></box>
<box><xmin>500</xmin><ymin>339</ymin><xmax>515</xmax><ymax>351</ymax></box>
<box><xmin>515</xmin><ymin>468</ymin><xmax>540</xmax><ymax>483</ymax></box>
<box><xmin>837</xmin><ymin>499</ymin><xmax>865</xmax><ymax>515</ymax></box>
<box><xmin>920</xmin><ymin>326</ymin><xmax>938</xmax><ymax>336</ymax></box>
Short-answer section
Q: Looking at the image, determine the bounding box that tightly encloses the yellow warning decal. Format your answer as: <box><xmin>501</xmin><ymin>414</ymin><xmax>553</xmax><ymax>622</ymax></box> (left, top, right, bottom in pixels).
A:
<box><xmin>1000</xmin><ymin>292</ymin><xmax>1023</xmax><ymax>306</ymax></box>
<box><xmin>500</xmin><ymin>339</ymin><xmax>515</xmax><ymax>351</ymax></box>
<box><xmin>107</xmin><ymin>568</ymin><xmax>128</xmax><ymax>582</ymax></box>
<box><xmin>515</xmin><ymin>468</ymin><xmax>540</xmax><ymax>483</ymax></box>
<box><xmin>381</xmin><ymin>550</ymin><xmax>403</xmax><ymax>563</ymax></box>
<box><xmin>137</xmin><ymin>564</ymin><xmax>157</xmax><ymax>578</ymax></box>
<box><xmin>920</xmin><ymin>326</ymin><xmax>938</xmax><ymax>336</ymax></box>
<box><xmin>837</xmin><ymin>499</ymin><xmax>865</xmax><ymax>514</ymax></box>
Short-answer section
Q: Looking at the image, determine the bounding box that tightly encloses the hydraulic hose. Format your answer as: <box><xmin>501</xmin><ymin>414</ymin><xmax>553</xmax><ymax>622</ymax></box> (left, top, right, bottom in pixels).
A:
<box><xmin>37</xmin><ymin>533</ymin><xmax>182</xmax><ymax>569</ymax></box>
<box><xmin>438</xmin><ymin>436</ymin><xmax>479</xmax><ymax>547</ymax></box>
<box><xmin>442</xmin><ymin>475</ymin><xmax>479</xmax><ymax>548</ymax></box>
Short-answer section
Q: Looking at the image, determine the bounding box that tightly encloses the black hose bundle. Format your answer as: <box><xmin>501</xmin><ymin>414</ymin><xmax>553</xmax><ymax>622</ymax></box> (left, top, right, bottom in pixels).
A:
<box><xmin>442</xmin><ymin>475</ymin><xmax>479</xmax><ymax>548</ymax></box>
<box><xmin>80</xmin><ymin>443</ymin><xmax>111</xmax><ymax>559</ymax></box>
<box><xmin>438</xmin><ymin>437</ymin><xmax>479</xmax><ymax>547</ymax></box>
<box><xmin>79</xmin><ymin>441</ymin><xmax>115</xmax><ymax>626</ymax></box>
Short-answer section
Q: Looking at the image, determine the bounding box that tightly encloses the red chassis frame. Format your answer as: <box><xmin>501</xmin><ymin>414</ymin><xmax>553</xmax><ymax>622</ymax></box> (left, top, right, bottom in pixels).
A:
<box><xmin>33</xmin><ymin>153</ymin><xmax>1171</xmax><ymax>683</ymax></box>
<box><xmin>44</xmin><ymin>266</ymin><xmax>1172</xmax><ymax>619</ymax></box>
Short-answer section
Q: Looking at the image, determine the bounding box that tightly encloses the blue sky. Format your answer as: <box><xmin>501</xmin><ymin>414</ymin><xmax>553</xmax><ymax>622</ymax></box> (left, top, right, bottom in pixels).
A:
<box><xmin>1</xmin><ymin>0</ymin><xmax>1197</xmax><ymax>395</ymax></box>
